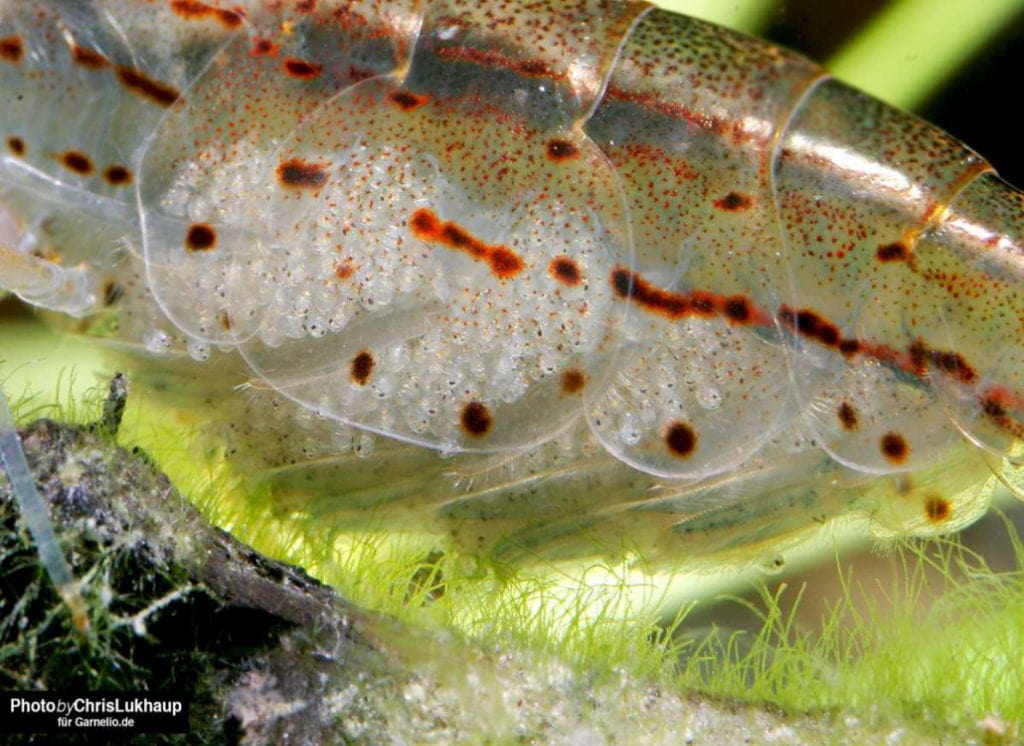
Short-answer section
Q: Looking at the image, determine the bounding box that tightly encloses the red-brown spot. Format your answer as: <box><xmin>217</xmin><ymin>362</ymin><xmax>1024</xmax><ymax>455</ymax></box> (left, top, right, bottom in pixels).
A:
<box><xmin>837</xmin><ymin>401</ymin><xmax>859</xmax><ymax>431</ymax></box>
<box><xmin>460</xmin><ymin>401</ymin><xmax>492</xmax><ymax>437</ymax></box>
<box><xmin>722</xmin><ymin>296</ymin><xmax>751</xmax><ymax>323</ymax></box>
<box><xmin>549</xmin><ymin>256</ymin><xmax>582</xmax><ymax>286</ymax></box>
<box><xmin>6</xmin><ymin>136</ymin><xmax>25</xmax><ymax>156</ymax></box>
<box><xmin>838</xmin><ymin>339</ymin><xmax>861</xmax><ymax>358</ymax></box>
<box><xmin>924</xmin><ymin>495</ymin><xmax>951</xmax><ymax>523</ymax></box>
<box><xmin>778</xmin><ymin>305</ymin><xmax>841</xmax><ymax>347</ymax></box>
<box><xmin>185</xmin><ymin>223</ymin><xmax>217</xmax><ymax>251</ymax></box>
<box><xmin>218</xmin><ymin>311</ymin><xmax>232</xmax><ymax>331</ymax></box>
<box><xmin>389</xmin><ymin>90</ymin><xmax>428</xmax><ymax>111</ymax></box>
<box><xmin>102</xmin><ymin>281</ymin><xmax>124</xmax><ymax>307</ymax></box>
<box><xmin>59</xmin><ymin>151</ymin><xmax>94</xmax><ymax>176</ymax></box>
<box><xmin>983</xmin><ymin>396</ymin><xmax>1007</xmax><ymax>420</ymax></box>
<box><xmin>295</xmin><ymin>0</ymin><xmax>317</xmax><ymax>11</ymax></box>
<box><xmin>879</xmin><ymin>432</ymin><xmax>909</xmax><ymax>464</ymax></box>
<box><xmin>117</xmin><ymin>66</ymin><xmax>180</xmax><ymax>106</ymax></box>
<box><xmin>488</xmin><ymin>248</ymin><xmax>524</xmax><ymax>278</ymax></box>
<box><xmin>410</xmin><ymin>208</ymin><xmax>525</xmax><ymax>280</ymax></box>
<box><xmin>713</xmin><ymin>192</ymin><xmax>753</xmax><ymax>211</ymax></box>
<box><xmin>0</xmin><ymin>35</ymin><xmax>23</xmax><ymax>64</ymax></box>
<box><xmin>283</xmin><ymin>57</ymin><xmax>322</xmax><ymax>80</ymax></box>
<box><xmin>908</xmin><ymin>339</ymin><xmax>929</xmax><ymax>374</ymax></box>
<box><xmin>169</xmin><ymin>0</ymin><xmax>244</xmax><ymax>28</ymax></box>
<box><xmin>560</xmin><ymin>369</ymin><xmax>586</xmax><ymax>395</ymax></box>
<box><xmin>71</xmin><ymin>46</ymin><xmax>109</xmax><ymax>69</ymax></box>
<box><xmin>546</xmin><ymin>139</ymin><xmax>579</xmax><ymax>162</ymax></box>
<box><xmin>250</xmin><ymin>38</ymin><xmax>280</xmax><ymax>57</ymax></box>
<box><xmin>334</xmin><ymin>262</ymin><xmax>356</xmax><ymax>281</ymax></box>
<box><xmin>103</xmin><ymin>165</ymin><xmax>132</xmax><ymax>186</ymax></box>
<box><xmin>665</xmin><ymin>421</ymin><xmax>697</xmax><ymax>458</ymax></box>
<box><xmin>276</xmin><ymin>158</ymin><xmax>328</xmax><ymax>190</ymax></box>
<box><xmin>350</xmin><ymin>350</ymin><xmax>374</xmax><ymax>385</ymax></box>
<box><xmin>877</xmin><ymin>241</ymin><xmax>910</xmax><ymax>262</ymax></box>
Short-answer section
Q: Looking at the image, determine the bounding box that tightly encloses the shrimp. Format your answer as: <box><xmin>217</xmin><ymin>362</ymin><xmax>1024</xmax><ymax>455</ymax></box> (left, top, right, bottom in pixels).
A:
<box><xmin>1</xmin><ymin>0</ymin><xmax>1022</xmax><ymax>573</ymax></box>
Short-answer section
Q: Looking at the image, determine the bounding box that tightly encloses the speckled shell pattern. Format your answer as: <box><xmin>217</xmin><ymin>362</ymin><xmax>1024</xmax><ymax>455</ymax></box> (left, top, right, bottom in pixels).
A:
<box><xmin>2</xmin><ymin>0</ymin><xmax>1023</xmax><ymax>565</ymax></box>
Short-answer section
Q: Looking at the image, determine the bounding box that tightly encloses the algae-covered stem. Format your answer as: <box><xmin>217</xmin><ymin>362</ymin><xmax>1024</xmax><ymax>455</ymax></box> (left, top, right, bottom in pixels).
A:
<box><xmin>0</xmin><ymin>384</ymin><xmax>88</xmax><ymax>631</ymax></box>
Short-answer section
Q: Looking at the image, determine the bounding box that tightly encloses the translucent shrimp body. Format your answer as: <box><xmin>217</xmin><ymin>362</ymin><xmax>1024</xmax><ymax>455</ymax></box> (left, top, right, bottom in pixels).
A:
<box><xmin>1</xmin><ymin>0</ymin><xmax>1022</xmax><ymax>566</ymax></box>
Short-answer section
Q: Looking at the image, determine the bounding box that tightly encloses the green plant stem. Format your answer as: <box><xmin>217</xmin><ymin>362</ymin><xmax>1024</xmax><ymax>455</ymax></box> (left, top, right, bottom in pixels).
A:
<box><xmin>829</xmin><ymin>0</ymin><xmax>1023</xmax><ymax>110</ymax></box>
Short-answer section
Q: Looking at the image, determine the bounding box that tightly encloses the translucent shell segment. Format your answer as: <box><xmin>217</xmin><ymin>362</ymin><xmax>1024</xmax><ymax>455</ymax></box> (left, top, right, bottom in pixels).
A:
<box><xmin>0</xmin><ymin>0</ymin><xmax>213</xmax><ymax>268</ymax></box>
<box><xmin>773</xmin><ymin>78</ymin><xmax>994</xmax><ymax>474</ymax></box>
<box><xmin>416</xmin><ymin>0</ymin><xmax>651</xmax><ymax>119</ymax></box>
<box><xmin>138</xmin><ymin>1</ymin><xmax>425</xmax><ymax>343</ymax></box>
<box><xmin>581</xmin><ymin>10</ymin><xmax>822</xmax><ymax>479</ymax></box>
<box><xmin>137</xmin><ymin>3</ymin><xmax>633</xmax><ymax>452</ymax></box>
<box><xmin>924</xmin><ymin>173</ymin><xmax>1024</xmax><ymax>460</ymax></box>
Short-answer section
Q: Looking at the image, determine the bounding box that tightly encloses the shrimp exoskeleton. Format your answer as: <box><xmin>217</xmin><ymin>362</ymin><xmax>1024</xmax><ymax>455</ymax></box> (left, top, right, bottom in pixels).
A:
<box><xmin>1</xmin><ymin>0</ymin><xmax>1023</xmax><ymax>570</ymax></box>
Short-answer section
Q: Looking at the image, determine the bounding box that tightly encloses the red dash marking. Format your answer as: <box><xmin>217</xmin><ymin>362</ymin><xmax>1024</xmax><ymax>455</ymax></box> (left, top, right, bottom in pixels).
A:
<box><xmin>665</xmin><ymin>421</ymin><xmax>697</xmax><ymax>458</ymax></box>
<box><xmin>71</xmin><ymin>46</ymin><xmax>109</xmax><ymax>69</ymax></box>
<box><xmin>924</xmin><ymin>495</ymin><xmax>951</xmax><ymax>523</ymax></box>
<box><xmin>460</xmin><ymin>401</ymin><xmax>492</xmax><ymax>437</ymax></box>
<box><xmin>389</xmin><ymin>90</ymin><xmax>428</xmax><ymax>111</ymax></box>
<box><xmin>283</xmin><ymin>57</ymin><xmax>322</xmax><ymax>80</ymax></box>
<box><xmin>59</xmin><ymin>151</ymin><xmax>94</xmax><ymax>176</ymax></box>
<box><xmin>218</xmin><ymin>311</ymin><xmax>232</xmax><ymax>331</ymax></box>
<box><xmin>277</xmin><ymin>158</ymin><xmax>328</xmax><ymax>190</ymax></box>
<box><xmin>169</xmin><ymin>0</ymin><xmax>244</xmax><ymax>28</ymax></box>
<box><xmin>549</xmin><ymin>256</ymin><xmax>583</xmax><ymax>286</ymax></box>
<box><xmin>560</xmin><ymin>369</ymin><xmax>586</xmax><ymax>395</ymax></box>
<box><xmin>251</xmin><ymin>38</ymin><xmax>280</xmax><ymax>57</ymax></box>
<box><xmin>117</xmin><ymin>66</ymin><xmax>180</xmax><ymax>106</ymax></box>
<box><xmin>6</xmin><ymin>136</ymin><xmax>25</xmax><ymax>156</ymax></box>
<box><xmin>606</xmin><ymin>85</ymin><xmax>741</xmax><ymax>142</ymax></box>
<box><xmin>546</xmin><ymin>139</ymin><xmax>579</xmax><ymax>162</ymax></box>
<box><xmin>930</xmin><ymin>349</ymin><xmax>977</xmax><ymax>385</ymax></box>
<box><xmin>713</xmin><ymin>192</ymin><xmax>753</xmax><ymax>211</ymax></box>
<box><xmin>877</xmin><ymin>241</ymin><xmax>910</xmax><ymax>262</ymax></box>
<box><xmin>103</xmin><ymin>165</ymin><xmax>132</xmax><ymax>186</ymax></box>
<box><xmin>348</xmin><ymin>66</ymin><xmax>376</xmax><ymax>82</ymax></box>
<box><xmin>778</xmin><ymin>305</ymin><xmax>841</xmax><ymax>347</ymax></box>
<box><xmin>0</xmin><ymin>35</ymin><xmax>23</xmax><ymax>64</ymax></box>
<box><xmin>350</xmin><ymin>350</ymin><xmax>374</xmax><ymax>385</ymax></box>
<box><xmin>907</xmin><ymin>339</ymin><xmax>977</xmax><ymax>384</ymax></box>
<box><xmin>610</xmin><ymin>267</ymin><xmax>766</xmax><ymax>324</ymax></box>
<box><xmin>611</xmin><ymin>268</ymin><xmax>688</xmax><ymax>318</ymax></box>
<box><xmin>837</xmin><ymin>401</ymin><xmax>859</xmax><ymax>431</ymax></box>
<box><xmin>410</xmin><ymin>208</ymin><xmax>524</xmax><ymax>280</ymax></box>
<box><xmin>722</xmin><ymin>296</ymin><xmax>752</xmax><ymax>323</ymax></box>
<box><xmin>981</xmin><ymin>392</ymin><xmax>1024</xmax><ymax>438</ymax></box>
<box><xmin>879</xmin><ymin>432</ymin><xmax>909</xmax><ymax>464</ymax></box>
<box><xmin>436</xmin><ymin>46</ymin><xmax>555</xmax><ymax>81</ymax></box>
<box><xmin>185</xmin><ymin>223</ymin><xmax>217</xmax><ymax>251</ymax></box>
<box><xmin>295</xmin><ymin>0</ymin><xmax>317</xmax><ymax>11</ymax></box>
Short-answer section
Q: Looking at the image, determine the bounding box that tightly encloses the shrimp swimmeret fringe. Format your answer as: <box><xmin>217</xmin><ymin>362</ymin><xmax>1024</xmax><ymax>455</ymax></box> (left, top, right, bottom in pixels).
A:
<box><xmin>1</xmin><ymin>0</ymin><xmax>1023</xmax><ymax>596</ymax></box>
